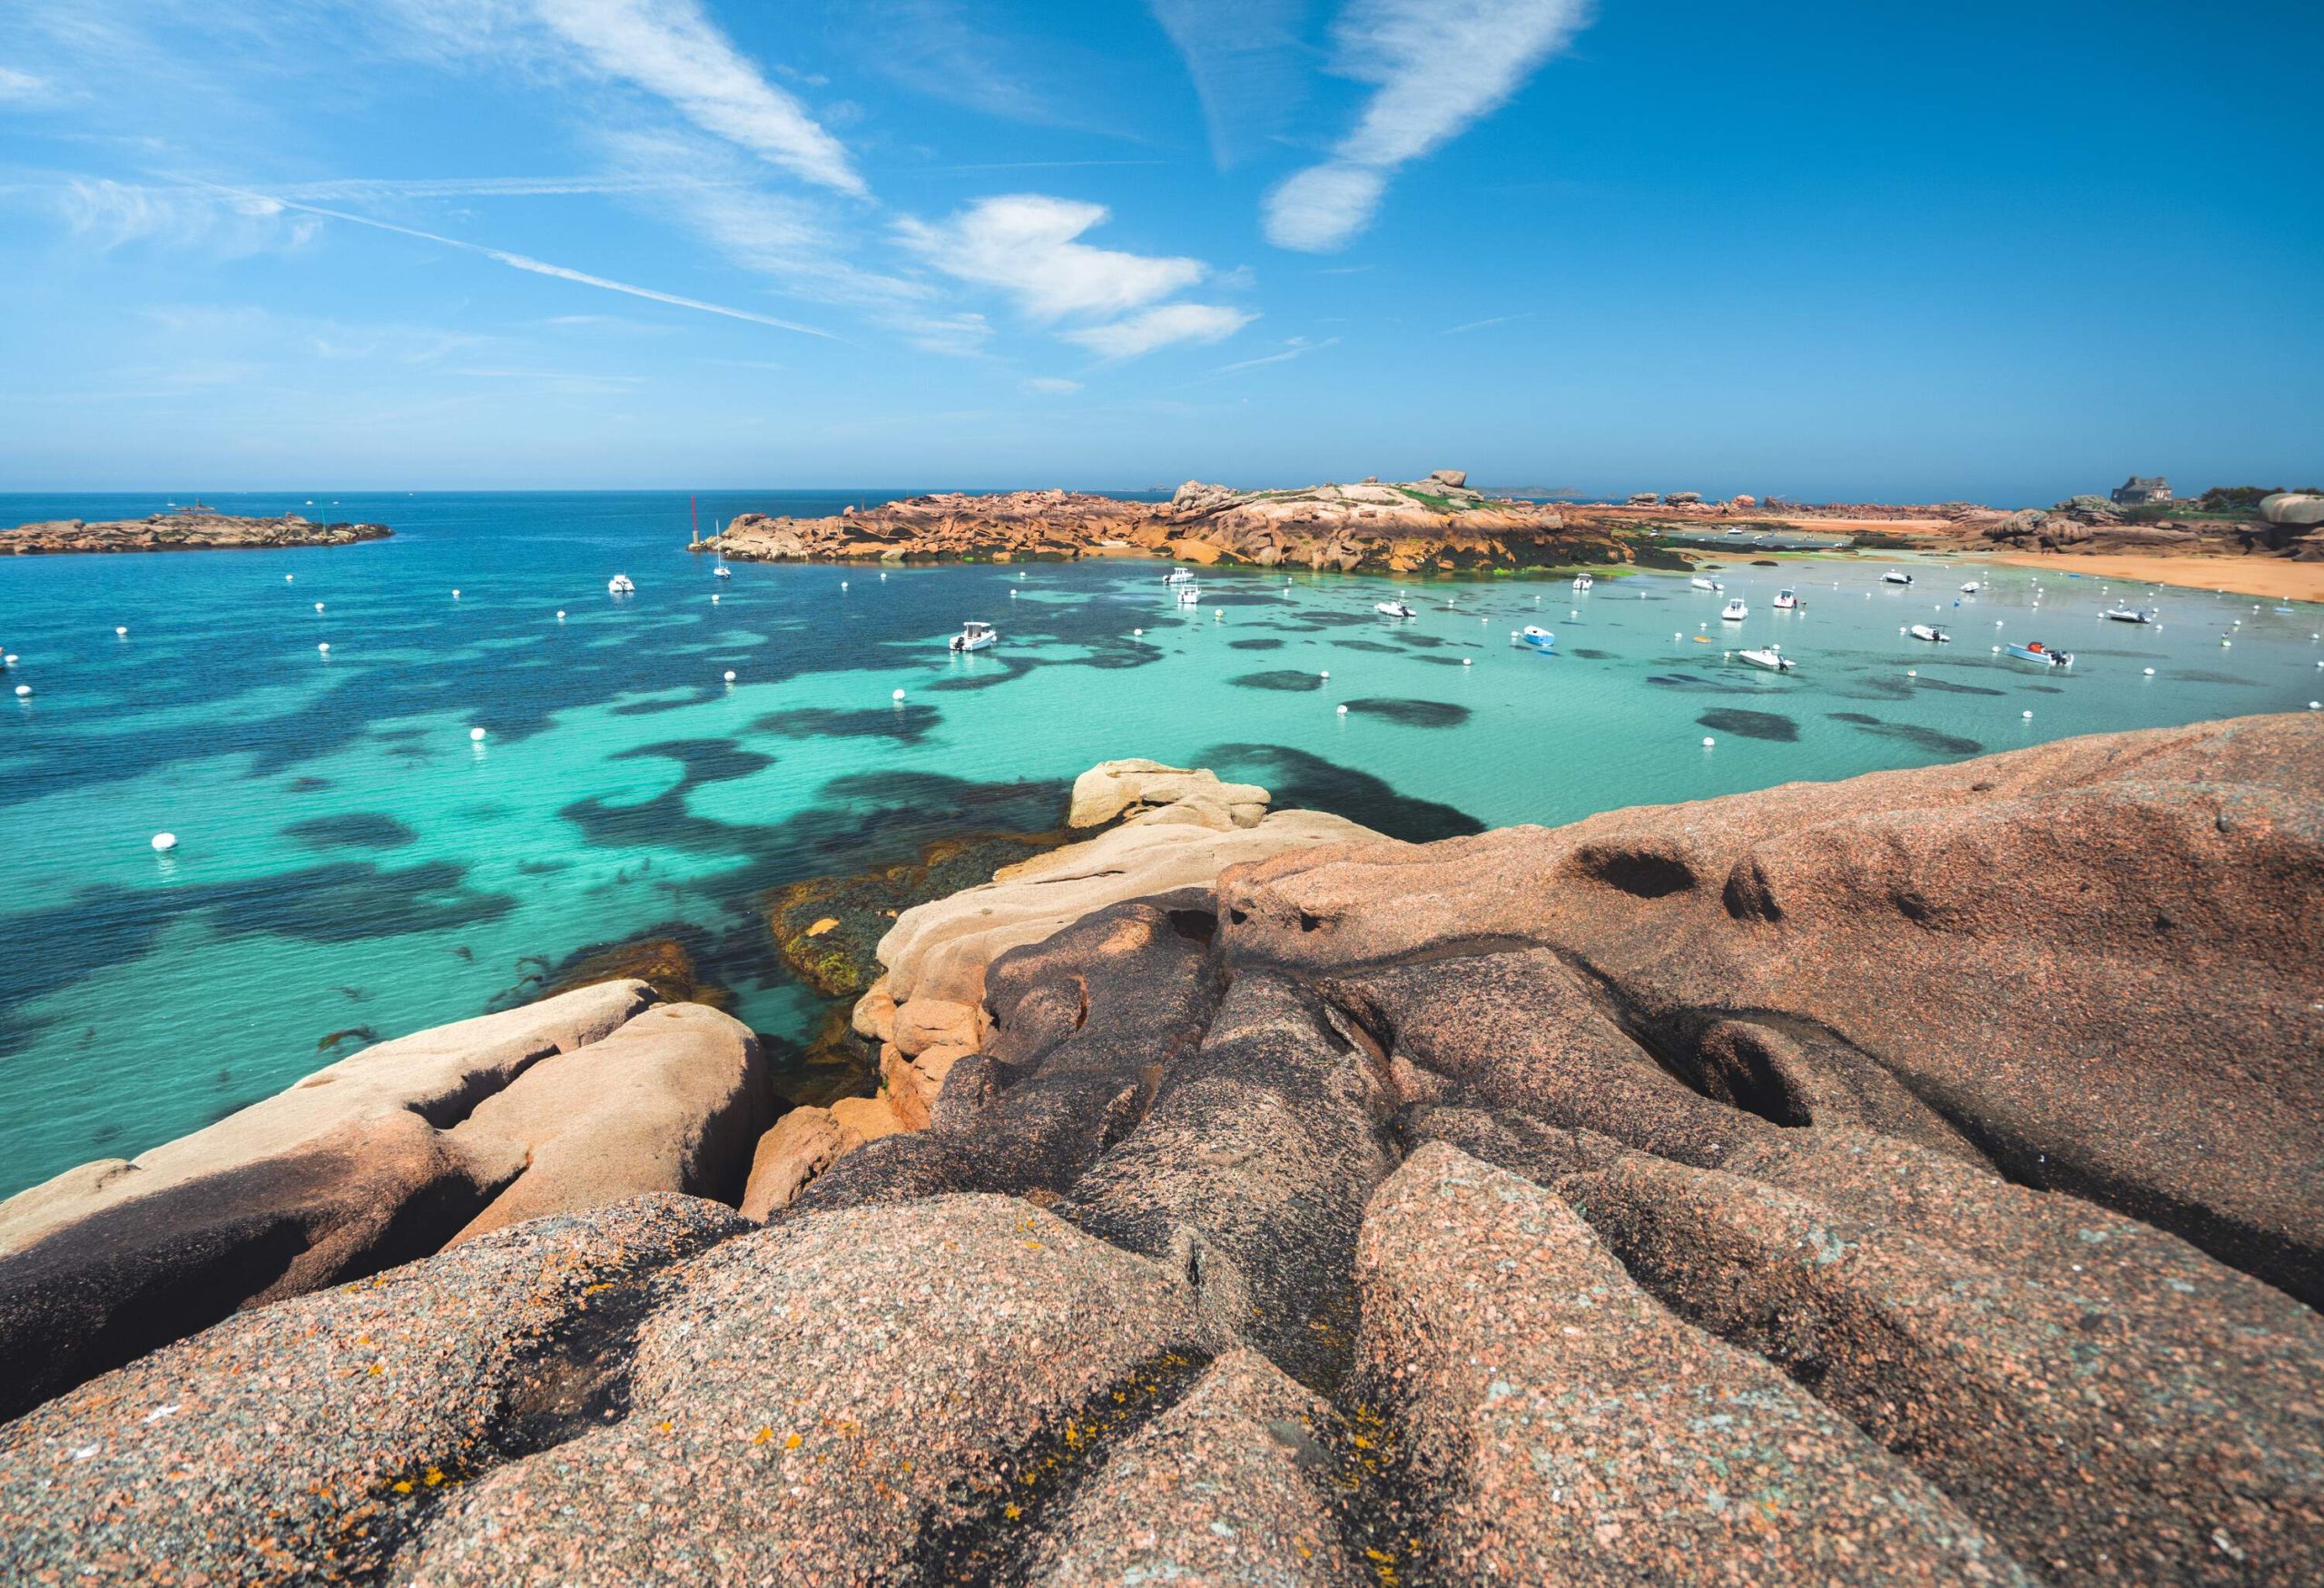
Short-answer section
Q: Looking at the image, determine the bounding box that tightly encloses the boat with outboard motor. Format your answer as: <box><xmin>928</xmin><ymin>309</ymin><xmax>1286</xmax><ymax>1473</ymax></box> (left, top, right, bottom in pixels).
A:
<box><xmin>1908</xmin><ymin>623</ymin><xmax>1950</xmax><ymax>643</ymax></box>
<box><xmin>949</xmin><ymin>620</ymin><xmax>998</xmax><ymax>653</ymax></box>
<box><xmin>1883</xmin><ymin>570</ymin><xmax>1915</xmax><ymax>586</ymax></box>
<box><xmin>2006</xmin><ymin>640</ymin><xmax>2073</xmax><ymax>666</ymax></box>
<box><xmin>1719</xmin><ymin>597</ymin><xmax>1748</xmax><ymax>622</ymax></box>
<box><xmin>1512</xmin><ymin>625</ymin><xmax>1557</xmax><ymax>653</ymax></box>
<box><xmin>1164</xmin><ymin>568</ymin><xmax>1196</xmax><ymax>585</ymax></box>
<box><xmin>1736</xmin><ymin>645</ymin><xmax>1793</xmax><ymax>671</ymax></box>
<box><xmin>1375</xmin><ymin>600</ymin><xmax>1417</xmax><ymax>618</ymax></box>
<box><xmin>1176</xmin><ymin>586</ymin><xmax>1202</xmax><ymax>606</ymax></box>
<box><xmin>1773</xmin><ymin>588</ymin><xmax>1798</xmax><ymax>609</ymax></box>
<box><xmin>1572</xmin><ymin>572</ymin><xmax>1594</xmax><ymax>590</ymax></box>
<box><xmin>606</xmin><ymin>573</ymin><xmax>636</xmax><ymax>595</ymax></box>
<box><xmin>2102</xmin><ymin>606</ymin><xmax>2157</xmax><ymax>624</ymax></box>
<box><xmin>1689</xmin><ymin>576</ymin><xmax>1723</xmax><ymax>592</ymax></box>
<box><xmin>1960</xmin><ymin>581</ymin><xmax>1980</xmax><ymax>594</ymax></box>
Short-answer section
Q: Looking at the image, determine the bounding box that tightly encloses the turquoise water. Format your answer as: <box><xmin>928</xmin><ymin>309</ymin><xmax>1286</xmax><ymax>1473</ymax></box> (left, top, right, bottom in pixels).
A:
<box><xmin>5</xmin><ymin>490</ymin><xmax>2320</xmax><ymax>1198</ymax></box>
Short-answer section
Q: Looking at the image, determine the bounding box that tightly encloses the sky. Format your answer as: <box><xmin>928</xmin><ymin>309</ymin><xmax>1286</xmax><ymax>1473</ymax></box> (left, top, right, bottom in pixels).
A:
<box><xmin>1</xmin><ymin>0</ymin><xmax>2319</xmax><ymax>503</ymax></box>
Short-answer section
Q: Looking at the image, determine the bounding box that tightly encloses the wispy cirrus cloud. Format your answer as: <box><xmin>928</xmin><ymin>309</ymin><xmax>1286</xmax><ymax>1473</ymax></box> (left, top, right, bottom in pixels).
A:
<box><xmin>529</xmin><ymin>0</ymin><xmax>864</xmax><ymax>195</ymax></box>
<box><xmin>56</xmin><ymin>179</ymin><xmax>320</xmax><ymax>255</ymax></box>
<box><xmin>1443</xmin><ymin>310</ymin><xmax>1532</xmax><ymax>334</ymax></box>
<box><xmin>0</xmin><ymin>66</ymin><xmax>58</xmax><ymax>104</ymax></box>
<box><xmin>1265</xmin><ymin>0</ymin><xmax>1591</xmax><ymax>252</ymax></box>
<box><xmin>1146</xmin><ymin>0</ymin><xmax>1312</xmax><ymax>170</ymax></box>
<box><xmin>1023</xmin><ymin>376</ymin><xmax>1083</xmax><ymax>394</ymax></box>
<box><xmin>1193</xmin><ymin>333</ymin><xmax>1341</xmax><ymax>379</ymax></box>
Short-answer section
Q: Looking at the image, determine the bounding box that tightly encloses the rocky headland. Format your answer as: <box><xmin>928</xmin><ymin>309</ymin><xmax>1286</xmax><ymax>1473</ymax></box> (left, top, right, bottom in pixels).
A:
<box><xmin>697</xmin><ymin>469</ymin><xmax>1677</xmax><ymax>575</ymax></box>
<box><xmin>3</xmin><ymin>716</ymin><xmax>2321</xmax><ymax>1583</ymax></box>
<box><xmin>3</xmin><ymin>510</ymin><xmax>394</xmax><ymax>555</ymax></box>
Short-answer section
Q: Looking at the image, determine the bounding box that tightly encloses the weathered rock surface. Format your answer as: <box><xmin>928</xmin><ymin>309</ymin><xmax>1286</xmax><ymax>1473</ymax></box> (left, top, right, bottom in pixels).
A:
<box><xmin>696</xmin><ymin>475</ymin><xmax>1653</xmax><ymax>574</ymax></box>
<box><xmin>0</xmin><ymin>983</ymin><xmax>769</xmax><ymax>1417</ymax></box>
<box><xmin>1067</xmin><ymin>755</ymin><xmax>1270</xmax><ymax>830</ymax></box>
<box><xmin>1354</xmin><ymin>1144</ymin><xmax>2033</xmax><ymax>1584</ymax></box>
<box><xmin>1223</xmin><ymin>711</ymin><xmax>2324</xmax><ymax>1308</ymax></box>
<box><xmin>1025</xmin><ymin>1348</ymin><xmax>1359</xmax><ymax>1586</ymax></box>
<box><xmin>0</xmin><ymin>1195</ymin><xmax>748</xmax><ymax>1585</ymax></box>
<box><xmin>737</xmin><ymin>1105</ymin><xmax>863</xmax><ymax>1218</ymax></box>
<box><xmin>5</xmin><ymin>714</ymin><xmax>2321</xmax><ymax>1583</ymax></box>
<box><xmin>3</xmin><ymin>510</ymin><xmax>391</xmax><ymax>554</ymax></box>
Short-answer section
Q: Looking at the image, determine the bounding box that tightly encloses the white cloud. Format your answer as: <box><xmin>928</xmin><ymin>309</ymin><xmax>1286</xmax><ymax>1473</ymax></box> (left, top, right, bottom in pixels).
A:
<box><xmin>896</xmin><ymin>194</ymin><xmax>1207</xmax><ymax>321</ymax></box>
<box><xmin>1264</xmin><ymin>163</ymin><xmax>1389</xmax><ymax>252</ymax></box>
<box><xmin>1024</xmin><ymin>376</ymin><xmax>1083</xmax><ymax>393</ymax></box>
<box><xmin>1064</xmin><ymin>303</ymin><xmax>1256</xmax><ymax>360</ymax></box>
<box><xmin>1264</xmin><ymin>0</ymin><xmax>1591</xmax><ymax>252</ymax></box>
<box><xmin>529</xmin><ymin>0</ymin><xmax>864</xmax><ymax>194</ymax></box>
<box><xmin>1443</xmin><ymin>310</ymin><xmax>1532</xmax><ymax>334</ymax></box>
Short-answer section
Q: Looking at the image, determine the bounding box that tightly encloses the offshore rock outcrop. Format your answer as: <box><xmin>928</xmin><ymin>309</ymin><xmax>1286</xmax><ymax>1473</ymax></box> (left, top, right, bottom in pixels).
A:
<box><xmin>695</xmin><ymin>472</ymin><xmax>1660</xmax><ymax>574</ymax></box>
<box><xmin>4</xmin><ymin>715</ymin><xmax>2322</xmax><ymax>1585</ymax></box>
<box><xmin>3</xmin><ymin>510</ymin><xmax>392</xmax><ymax>554</ymax></box>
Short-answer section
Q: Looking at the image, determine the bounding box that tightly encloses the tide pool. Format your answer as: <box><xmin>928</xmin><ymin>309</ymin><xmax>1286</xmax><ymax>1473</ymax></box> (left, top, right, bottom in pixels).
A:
<box><xmin>4</xmin><ymin>489</ymin><xmax>2319</xmax><ymax>1197</ymax></box>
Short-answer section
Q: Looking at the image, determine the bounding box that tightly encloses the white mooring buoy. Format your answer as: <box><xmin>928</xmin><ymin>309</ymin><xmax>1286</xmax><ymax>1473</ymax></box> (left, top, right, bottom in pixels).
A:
<box><xmin>891</xmin><ymin>688</ymin><xmax>906</xmax><ymax>701</ymax></box>
<box><xmin>723</xmin><ymin>670</ymin><xmax>736</xmax><ymax>683</ymax></box>
<box><xmin>469</xmin><ymin>726</ymin><xmax>487</xmax><ymax>742</ymax></box>
<box><xmin>318</xmin><ymin>642</ymin><xmax>330</xmax><ymax>654</ymax></box>
<box><xmin>114</xmin><ymin>626</ymin><xmax>128</xmax><ymax>637</ymax></box>
<box><xmin>151</xmin><ymin>833</ymin><xmax>177</xmax><ymax>852</ymax></box>
<box><xmin>13</xmin><ymin>684</ymin><xmax>30</xmax><ymax>698</ymax></box>
<box><xmin>1702</xmin><ymin>736</ymin><xmax>1716</xmax><ymax>747</ymax></box>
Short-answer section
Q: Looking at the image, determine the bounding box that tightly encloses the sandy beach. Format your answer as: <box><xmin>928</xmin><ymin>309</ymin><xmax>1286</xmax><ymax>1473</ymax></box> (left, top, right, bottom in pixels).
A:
<box><xmin>1984</xmin><ymin>550</ymin><xmax>2324</xmax><ymax>605</ymax></box>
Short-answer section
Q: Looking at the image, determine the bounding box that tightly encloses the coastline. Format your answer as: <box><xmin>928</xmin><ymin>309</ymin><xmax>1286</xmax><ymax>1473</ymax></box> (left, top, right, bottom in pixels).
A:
<box><xmin>2</xmin><ymin>511</ymin><xmax>393</xmax><ymax>555</ymax></box>
<box><xmin>3</xmin><ymin>718</ymin><xmax>2319</xmax><ymax>1582</ymax></box>
<box><xmin>1981</xmin><ymin>548</ymin><xmax>2324</xmax><ymax>604</ymax></box>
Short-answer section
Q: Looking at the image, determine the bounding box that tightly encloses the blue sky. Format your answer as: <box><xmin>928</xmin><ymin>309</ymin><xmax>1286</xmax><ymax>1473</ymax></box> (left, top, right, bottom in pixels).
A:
<box><xmin>2</xmin><ymin>0</ymin><xmax>2318</xmax><ymax>501</ymax></box>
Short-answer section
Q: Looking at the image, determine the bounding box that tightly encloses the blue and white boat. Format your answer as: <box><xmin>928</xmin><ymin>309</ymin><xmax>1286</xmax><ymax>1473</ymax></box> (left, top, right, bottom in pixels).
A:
<box><xmin>2006</xmin><ymin>640</ymin><xmax>2073</xmax><ymax>666</ymax></box>
<box><xmin>1512</xmin><ymin>625</ymin><xmax>1557</xmax><ymax>653</ymax></box>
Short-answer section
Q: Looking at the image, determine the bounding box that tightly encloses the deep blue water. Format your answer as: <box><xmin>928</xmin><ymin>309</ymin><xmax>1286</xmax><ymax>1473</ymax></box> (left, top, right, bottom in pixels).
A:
<box><xmin>4</xmin><ymin>489</ymin><xmax>2319</xmax><ymax>1198</ymax></box>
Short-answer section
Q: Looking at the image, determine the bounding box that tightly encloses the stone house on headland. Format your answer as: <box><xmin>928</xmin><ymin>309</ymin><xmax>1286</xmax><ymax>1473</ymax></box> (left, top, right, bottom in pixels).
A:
<box><xmin>2112</xmin><ymin>475</ymin><xmax>2171</xmax><ymax>505</ymax></box>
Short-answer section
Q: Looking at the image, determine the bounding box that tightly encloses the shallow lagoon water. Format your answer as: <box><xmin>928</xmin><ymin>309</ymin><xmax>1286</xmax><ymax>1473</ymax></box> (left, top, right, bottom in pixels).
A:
<box><xmin>5</xmin><ymin>489</ymin><xmax>2320</xmax><ymax>1196</ymax></box>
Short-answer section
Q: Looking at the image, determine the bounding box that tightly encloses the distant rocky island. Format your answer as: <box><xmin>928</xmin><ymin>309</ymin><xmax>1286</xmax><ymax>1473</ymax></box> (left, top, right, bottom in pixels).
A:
<box><xmin>2</xmin><ymin>715</ymin><xmax>2319</xmax><ymax>1583</ymax></box>
<box><xmin>698</xmin><ymin>469</ymin><xmax>1682</xmax><ymax>574</ymax></box>
<box><xmin>3</xmin><ymin>509</ymin><xmax>392</xmax><ymax>555</ymax></box>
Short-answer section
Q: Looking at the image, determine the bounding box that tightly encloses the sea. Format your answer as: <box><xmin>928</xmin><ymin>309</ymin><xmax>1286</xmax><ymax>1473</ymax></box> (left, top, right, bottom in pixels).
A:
<box><xmin>3</xmin><ymin>488</ymin><xmax>2319</xmax><ymax>1198</ymax></box>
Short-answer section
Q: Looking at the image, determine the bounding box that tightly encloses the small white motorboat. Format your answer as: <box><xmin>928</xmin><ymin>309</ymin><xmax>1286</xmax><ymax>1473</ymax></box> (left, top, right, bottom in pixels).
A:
<box><xmin>714</xmin><ymin>565</ymin><xmax>732</xmax><ymax>579</ymax></box>
<box><xmin>1375</xmin><ymin>600</ymin><xmax>1417</xmax><ymax>619</ymax></box>
<box><xmin>949</xmin><ymin>620</ymin><xmax>998</xmax><ymax>653</ymax></box>
<box><xmin>1883</xmin><ymin>570</ymin><xmax>1915</xmax><ymax>586</ymax></box>
<box><xmin>1773</xmin><ymin>587</ymin><xmax>1799</xmax><ymax>609</ymax></box>
<box><xmin>1737</xmin><ymin>646</ymin><xmax>1793</xmax><ymax>672</ymax></box>
<box><xmin>1909</xmin><ymin>623</ymin><xmax>1950</xmax><ymax>643</ymax></box>
<box><xmin>1959</xmin><ymin>581</ymin><xmax>1981</xmax><ymax>594</ymax></box>
<box><xmin>1512</xmin><ymin>625</ymin><xmax>1556</xmax><ymax>653</ymax></box>
<box><xmin>2006</xmin><ymin>640</ymin><xmax>2073</xmax><ymax>666</ymax></box>
<box><xmin>1719</xmin><ymin>597</ymin><xmax>1748</xmax><ymax>622</ymax></box>
<box><xmin>2102</xmin><ymin>606</ymin><xmax>2156</xmax><ymax>624</ymax></box>
<box><xmin>1690</xmin><ymin>576</ymin><xmax>1724</xmax><ymax>592</ymax></box>
<box><xmin>1572</xmin><ymin>572</ymin><xmax>1594</xmax><ymax>590</ymax></box>
<box><xmin>1176</xmin><ymin>586</ymin><xmax>1202</xmax><ymax>606</ymax></box>
<box><xmin>606</xmin><ymin>573</ymin><xmax>636</xmax><ymax>595</ymax></box>
<box><xmin>1164</xmin><ymin>568</ymin><xmax>1196</xmax><ymax>585</ymax></box>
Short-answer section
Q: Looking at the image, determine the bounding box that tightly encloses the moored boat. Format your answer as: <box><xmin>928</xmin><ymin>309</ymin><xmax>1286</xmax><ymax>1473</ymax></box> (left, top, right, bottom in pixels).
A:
<box><xmin>713</xmin><ymin>565</ymin><xmax>732</xmax><ymax>579</ymax></box>
<box><xmin>1572</xmin><ymin>572</ymin><xmax>1594</xmax><ymax>590</ymax></box>
<box><xmin>1164</xmin><ymin>568</ymin><xmax>1196</xmax><ymax>585</ymax></box>
<box><xmin>1375</xmin><ymin>600</ymin><xmax>1416</xmax><ymax>618</ymax></box>
<box><xmin>1883</xmin><ymin>570</ymin><xmax>1915</xmax><ymax>586</ymax></box>
<box><xmin>2006</xmin><ymin>640</ymin><xmax>2073</xmax><ymax>666</ymax></box>
<box><xmin>1773</xmin><ymin>587</ymin><xmax>1799</xmax><ymax>609</ymax></box>
<box><xmin>949</xmin><ymin>620</ymin><xmax>998</xmax><ymax>653</ymax></box>
<box><xmin>1512</xmin><ymin>625</ymin><xmax>1557</xmax><ymax>653</ymax></box>
<box><xmin>1176</xmin><ymin>586</ymin><xmax>1202</xmax><ymax>606</ymax></box>
<box><xmin>1960</xmin><ymin>581</ymin><xmax>1981</xmax><ymax>594</ymax></box>
<box><xmin>2102</xmin><ymin>606</ymin><xmax>2156</xmax><ymax>624</ymax></box>
<box><xmin>606</xmin><ymin>573</ymin><xmax>636</xmax><ymax>595</ymax></box>
<box><xmin>1909</xmin><ymin>623</ymin><xmax>1949</xmax><ymax>643</ymax></box>
<box><xmin>1736</xmin><ymin>645</ymin><xmax>1793</xmax><ymax>671</ymax></box>
<box><xmin>1690</xmin><ymin>576</ymin><xmax>1723</xmax><ymax>592</ymax></box>
<box><xmin>1719</xmin><ymin>597</ymin><xmax>1748</xmax><ymax>621</ymax></box>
